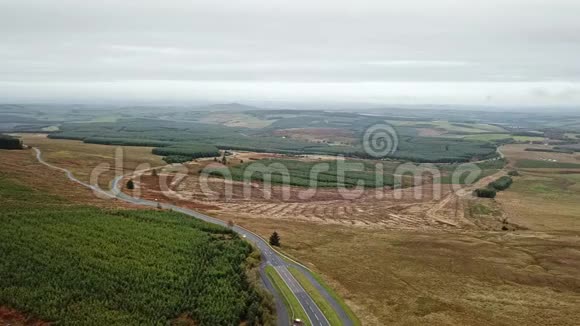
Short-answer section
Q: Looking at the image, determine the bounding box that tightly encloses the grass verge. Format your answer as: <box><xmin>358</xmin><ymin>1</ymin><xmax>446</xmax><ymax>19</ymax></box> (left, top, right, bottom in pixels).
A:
<box><xmin>265</xmin><ymin>266</ymin><xmax>310</xmax><ymax>326</ymax></box>
<box><xmin>288</xmin><ymin>267</ymin><xmax>344</xmax><ymax>326</ymax></box>
<box><xmin>278</xmin><ymin>253</ymin><xmax>361</xmax><ymax>326</ymax></box>
<box><xmin>292</xmin><ymin>267</ymin><xmax>361</xmax><ymax>326</ymax></box>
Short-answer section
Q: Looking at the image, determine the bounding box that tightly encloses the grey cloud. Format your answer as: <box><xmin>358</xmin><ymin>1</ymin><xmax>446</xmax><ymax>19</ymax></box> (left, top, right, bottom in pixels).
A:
<box><xmin>0</xmin><ymin>0</ymin><xmax>579</xmax><ymax>105</ymax></box>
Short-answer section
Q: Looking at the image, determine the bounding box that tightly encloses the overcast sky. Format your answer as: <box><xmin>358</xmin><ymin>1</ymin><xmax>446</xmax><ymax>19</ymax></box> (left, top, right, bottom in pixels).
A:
<box><xmin>1</xmin><ymin>0</ymin><xmax>580</xmax><ymax>106</ymax></box>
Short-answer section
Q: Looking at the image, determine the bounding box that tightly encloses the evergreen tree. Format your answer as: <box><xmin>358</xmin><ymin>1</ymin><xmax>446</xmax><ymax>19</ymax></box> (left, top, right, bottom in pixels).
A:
<box><xmin>126</xmin><ymin>180</ymin><xmax>135</xmax><ymax>190</ymax></box>
<box><xmin>269</xmin><ymin>232</ymin><xmax>280</xmax><ymax>247</ymax></box>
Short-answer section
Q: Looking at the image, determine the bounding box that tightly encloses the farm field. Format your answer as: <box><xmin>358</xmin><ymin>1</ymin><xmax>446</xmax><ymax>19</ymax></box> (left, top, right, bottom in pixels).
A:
<box><xmin>132</xmin><ymin>155</ymin><xmax>503</xmax><ymax>229</ymax></box>
<box><xmin>502</xmin><ymin>144</ymin><xmax>580</xmax><ymax>165</ymax></box>
<box><xmin>0</xmin><ymin>164</ymin><xmax>274</xmax><ymax>325</ymax></box>
<box><xmin>133</xmin><ymin>166</ymin><xmax>452</xmax><ymax>228</ymax></box>
<box><xmin>208</xmin><ymin>156</ymin><xmax>504</xmax><ymax>188</ymax></box>
<box><xmin>512</xmin><ymin>135</ymin><xmax>545</xmax><ymax>142</ymax></box>
<box><xmin>430</xmin><ymin>121</ymin><xmax>508</xmax><ymax>134</ymax></box>
<box><xmin>463</xmin><ymin>133</ymin><xmax>513</xmax><ymax>141</ymax></box>
<box><xmin>385</xmin><ymin>120</ymin><xmax>507</xmax><ymax>134</ymax></box>
<box><xmin>272</xmin><ymin>128</ymin><xmax>357</xmax><ymax>145</ymax></box>
<box><xmin>197</xmin><ymin>111</ymin><xmax>276</xmax><ymax>128</ymax></box>
<box><xmin>516</xmin><ymin>160</ymin><xmax>580</xmax><ymax>169</ymax></box>
<box><xmin>463</xmin><ymin>133</ymin><xmax>545</xmax><ymax>143</ymax></box>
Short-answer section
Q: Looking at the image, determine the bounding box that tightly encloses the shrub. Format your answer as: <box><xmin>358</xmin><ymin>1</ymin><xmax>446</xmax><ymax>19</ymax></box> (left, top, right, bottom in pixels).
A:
<box><xmin>507</xmin><ymin>170</ymin><xmax>520</xmax><ymax>177</ymax></box>
<box><xmin>0</xmin><ymin>134</ymin><xmax>23</xmax><ymax>149</ymax></box>
<box><xmin>488</xmin><ymin>176</ymin><xmax>513</xmax><ymax>191</ymax></box>
<box><xmin>162</xmin><ymin>155</ymin><xmax>193</xmax><ymax>164</ymax></box>
<box><xmin>474</xmin><ymin>188</ymin><xmax>497</xmax><ymax>198</ymax></box>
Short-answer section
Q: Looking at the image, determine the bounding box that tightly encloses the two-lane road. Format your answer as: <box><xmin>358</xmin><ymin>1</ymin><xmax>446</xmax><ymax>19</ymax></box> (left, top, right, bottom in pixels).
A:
<box><xmin>33</xmin><ymin>147</ymin><xmax>353</xmax><ymax>326</ymax></box>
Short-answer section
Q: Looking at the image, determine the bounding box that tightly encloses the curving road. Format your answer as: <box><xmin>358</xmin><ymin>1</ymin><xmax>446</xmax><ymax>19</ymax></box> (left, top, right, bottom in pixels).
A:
<box><xmin>33</xmin><ymin>148</ymin><xmax>354</xmax><ymax>326</ymax></box>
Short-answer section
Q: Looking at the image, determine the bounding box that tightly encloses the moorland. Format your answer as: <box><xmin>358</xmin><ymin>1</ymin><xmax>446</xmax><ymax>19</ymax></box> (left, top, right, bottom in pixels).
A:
<box><xmin>2</xmin><ymin>103</ymin><xmax>580</xmax><ymax>325</ymax></box>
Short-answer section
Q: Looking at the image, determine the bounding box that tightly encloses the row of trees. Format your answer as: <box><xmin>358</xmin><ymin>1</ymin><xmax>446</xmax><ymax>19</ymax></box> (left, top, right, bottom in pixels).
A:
<box><xmin>474</xmin><ymin>175</ymin><xmax>515</xmax><ymax>199</ymax></box>
<box><xmin>152</xmin><ymin>144</ymin><xmax>220</xmax><ymax>162</ymax></box>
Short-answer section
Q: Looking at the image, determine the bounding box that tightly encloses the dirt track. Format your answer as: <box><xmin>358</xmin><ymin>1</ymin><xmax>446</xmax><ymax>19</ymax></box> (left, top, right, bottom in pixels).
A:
<box><xmin>425</xmin><ymin>169</ymin><xmax>507</xmax><ymax>227</ymax></box>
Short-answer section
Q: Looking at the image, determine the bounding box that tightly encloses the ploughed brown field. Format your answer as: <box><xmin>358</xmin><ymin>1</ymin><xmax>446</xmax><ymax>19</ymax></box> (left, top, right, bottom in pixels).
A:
<box><xmin>3</xmin><ymin>137</ymin><xmax>580</xmax><ymax>325</ymax></box>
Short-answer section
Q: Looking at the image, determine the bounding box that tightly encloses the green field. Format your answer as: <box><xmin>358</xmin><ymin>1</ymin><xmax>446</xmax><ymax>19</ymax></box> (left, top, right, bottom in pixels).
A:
<box><xmin>515</xmin><ymin>159</ymin><xmax>580</xmax><ymax>169</ymax></box>
<box><xmin>0</xmin><ymin>176</ymin><xmax>274</xmax><ymax>325</ymax></box>
<box><xmin>210</xmin><ymin>158</ymin><xmax>505</xmax><ymax>188</ymax></box>
<box><xmin>463</xmin><ymin>133</ymin><xmax>513</xmax><ymax>142</ymax></box>
<box><xmin>463</xmin><ymin>133</ymin><xmax>544</xmax><ymax>143</ymax></box>
<box><xmin>505</xmin><ymin>173</ymin><xmax>580</xmax><ymax>198</ymax></box>
<box><xmin>512</xmin><ymin>135</ymin><xmax>545</xmax><ymax>142</ymax></box>
<box><xmin>212</xmin><ymin>159</ymin><xmax>397</xmax><ymax>188</ymax></box>
<box><xmin>430</xmin><ymin>121</ymin><xmax>507</xmax><ymax>134</ymax></box>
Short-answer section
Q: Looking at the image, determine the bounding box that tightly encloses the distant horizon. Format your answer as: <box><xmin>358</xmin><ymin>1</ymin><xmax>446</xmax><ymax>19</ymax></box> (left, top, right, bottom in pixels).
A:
<box><xmin>1</xmin><ymin>100</ymin><xmax>579</xmax><ymax>115</ymax></box>
<box><xmin>1</xmin><ymin>80</ymin><xmax>580</xmax><ymax>108</ymax></box>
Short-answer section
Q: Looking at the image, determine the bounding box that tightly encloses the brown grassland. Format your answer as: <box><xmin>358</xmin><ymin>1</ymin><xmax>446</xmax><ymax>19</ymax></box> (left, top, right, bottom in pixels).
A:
<box><xmin>2</xmin><ymin>138</ymin><xmax>580</xmax><ymax>325</ymax></box>
<box><xmin>0</xmin><ymin>147</ymin><xmax>133</xmax><ymax>209</ymax></box>
<box><xmin>18</xmin><ymin>134</ymin><xmax>165</xmax><ymax>189</ymax></box>
<box><xmin>496</xmin><ymin>144</ymin><xmax>580</xmax><ymax>231</ymax></box>
<box><xmin>501</xmin><ymin>143</ymin><xmax>580</xmax><ymax>164</ymax></box>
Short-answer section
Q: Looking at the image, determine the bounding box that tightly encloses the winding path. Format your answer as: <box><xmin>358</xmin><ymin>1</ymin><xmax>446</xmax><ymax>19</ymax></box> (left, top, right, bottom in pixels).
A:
<box><xmin>33</xmin><ymin>147</ymin><xmax>354</xmax><ymax>326</ymax></box>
